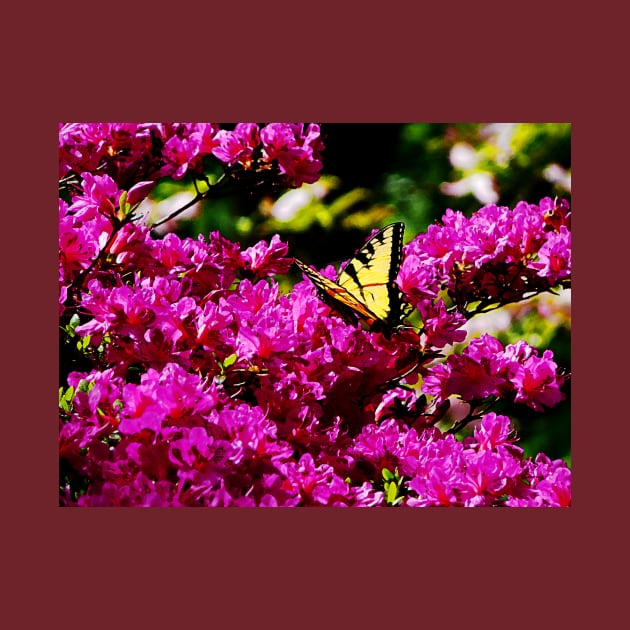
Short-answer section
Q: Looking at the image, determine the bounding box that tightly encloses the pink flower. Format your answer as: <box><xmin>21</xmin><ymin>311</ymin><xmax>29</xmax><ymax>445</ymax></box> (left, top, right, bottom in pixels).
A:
<box><xmin>510</xmin><ymin>350</ymin><xmax>565</xmax><ymax>411</ymax></box>
<box><xmin>532</xmin><ymin>226</ymin><xmax>571</xmax><ymax>283</ymax></box>
<box><xmin>212</xmin><ymin>123</ymin><xmax>260</xmax><ymax>166</ymax></box>
<box><xmin>188</xmin><ymin>123</ymin><xmax>220</xmax><ymax>155</ymax></box>
<box><xmin>417</xmin><ymin>299</ymin><xmax>467</xmax><ymax>348</ymax></box>
<box><xmin>162</xmin><ymin>136</ymin><xmax>197</xmax><ymax>180</ymax></box>
<box><xmin>260</xmin><ymin>123</ymin><xmax>324</xmax><ymax>186</ymax></box>
<box><xmin>241</xmin><ymin>234</ymin><xmax>291</xmax><ymax>277</ymax></box>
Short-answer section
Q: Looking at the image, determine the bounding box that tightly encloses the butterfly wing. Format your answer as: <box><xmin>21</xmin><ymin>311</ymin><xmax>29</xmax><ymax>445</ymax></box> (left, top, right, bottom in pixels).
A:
<box><xmin>294</xmin><ymin>258</ymin><xmax>382</xmax><ymax>328</ymax></box>
<box><xmin>336</xmin><ymin>223</ymin><xmax>411</xmax><ymax>330</ymax></box>
<box><xmin>294</xmin><ymin>223</ymin><xmax>412</xmax><ymax>333</ymax></box>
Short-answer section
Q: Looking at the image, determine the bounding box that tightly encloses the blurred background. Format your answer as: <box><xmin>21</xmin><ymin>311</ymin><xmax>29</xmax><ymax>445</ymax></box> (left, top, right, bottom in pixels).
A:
<box><xmin>143</xmin><ymin>122</ymin><xmax>571</xmax><ymax>462</ymax></box>
<box><xmin>147</xmin><ymin>122</ymin><xmax>571</xmax><ymax>251</ymax></box>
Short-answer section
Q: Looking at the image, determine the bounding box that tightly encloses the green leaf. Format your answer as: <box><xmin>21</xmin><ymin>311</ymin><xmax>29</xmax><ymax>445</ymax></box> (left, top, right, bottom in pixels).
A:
<box><xmin>382</xmin><ymin>468</ymin><xmax>395</xmax><ymax>482</ymax></box>
<box><xmin>76</xmin><ymin>378</ymin><xmax>93</xmax><ymax>393</ymax></box>
<box><xmin>118</xmin><ymin>190</ymin><xmax>131</xmax><ymax>218</ymax></box>
<box><xmin>386</xmin><ymin>481</ymin><xmax>399</xmax><ymax>504</ymax></box>
<box><xmin>68</xmin><ymin>313</ymin><xmax>81</xmax><ymax>331</ymax></box>
<box><xmin>59</xmin><ymin>386</ymin><xmax>75</xmax><ymax>412</ymax></box>
<box><xmin>77</xmin><ymin>334</ymin><xmax>91</xmax><ymax>351</ymax></box>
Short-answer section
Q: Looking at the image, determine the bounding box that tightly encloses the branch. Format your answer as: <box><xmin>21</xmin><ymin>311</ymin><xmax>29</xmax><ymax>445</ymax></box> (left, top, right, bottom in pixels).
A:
<box><xmin>150</xmin><ymin>172</ymin><xmax>231</xmax><ymax>229</ymax></box>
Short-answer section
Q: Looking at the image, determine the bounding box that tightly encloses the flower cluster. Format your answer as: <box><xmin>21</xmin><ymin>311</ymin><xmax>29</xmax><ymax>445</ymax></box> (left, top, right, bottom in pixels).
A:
<box><xmin>422</xmin><ymin>334</ymin><xmax>565</xmax><ymax>412</ymax></box>
<box><xmin>398</xmin><ymin>197</ymin><xmax>571</xmax><ymax>322</ymax></box>
<box><xmin>59</xmin><ymin>123</ymin><xmax>570</xmax><ymax>507</ymax></box>
<box><xmin>350</xmin><ymin>413</ymin><xmax>570</xmax><ymax>507</ymax></box>
<box><xmin>59</xmin><ymin>122</ymin><xmax>324</xmax><ymax>192</ymax></box>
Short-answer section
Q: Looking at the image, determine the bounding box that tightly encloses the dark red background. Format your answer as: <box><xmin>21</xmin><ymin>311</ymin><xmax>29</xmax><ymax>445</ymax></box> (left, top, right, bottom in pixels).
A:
<box><xmin>5</xmin><ymin>2</ymin><xmax>624</xmax><ymax>628</ymax></box>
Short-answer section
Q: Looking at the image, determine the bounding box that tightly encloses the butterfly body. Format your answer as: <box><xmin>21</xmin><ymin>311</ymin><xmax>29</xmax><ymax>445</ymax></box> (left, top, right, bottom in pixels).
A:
<box><xmin>294</xmin><ymin>223</ymin><xmax>411</xmax><ymax>334</ymax></box>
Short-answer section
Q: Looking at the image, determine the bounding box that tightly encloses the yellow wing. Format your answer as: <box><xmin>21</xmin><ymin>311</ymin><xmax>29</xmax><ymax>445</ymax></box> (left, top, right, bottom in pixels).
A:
<box><xmin>294</xmin><ymin>223</ymin><xmax>412</xmax><ymax>333</ymax></box>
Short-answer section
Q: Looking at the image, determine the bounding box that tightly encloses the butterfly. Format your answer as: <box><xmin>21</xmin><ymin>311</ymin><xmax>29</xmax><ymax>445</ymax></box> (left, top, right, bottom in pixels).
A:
<box><xmin>294</xmin><ymin>222</ymin><xmax>413</xmax><ymax>334</ymax></box>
